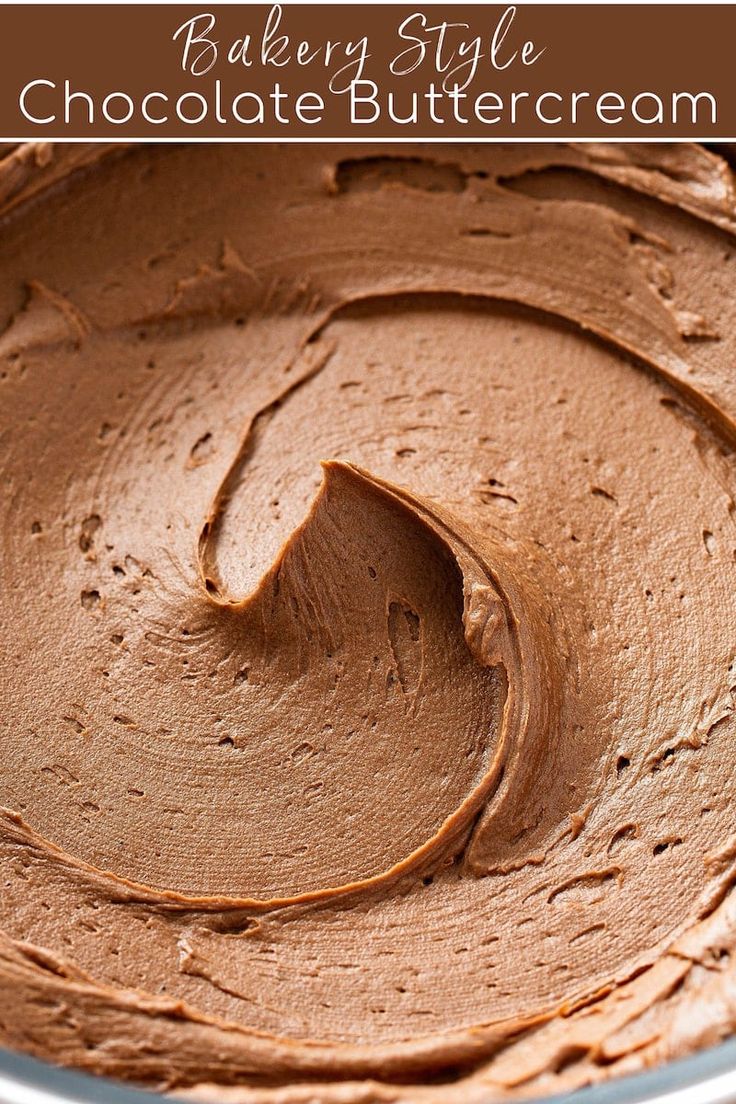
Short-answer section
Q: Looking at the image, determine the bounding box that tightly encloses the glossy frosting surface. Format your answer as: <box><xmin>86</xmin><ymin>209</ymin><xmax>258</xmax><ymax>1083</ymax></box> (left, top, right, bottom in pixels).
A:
<box><xmin>2</xmin><ymin>142</ymin><xmax>736</xmax><ymax>1101</ymax></box>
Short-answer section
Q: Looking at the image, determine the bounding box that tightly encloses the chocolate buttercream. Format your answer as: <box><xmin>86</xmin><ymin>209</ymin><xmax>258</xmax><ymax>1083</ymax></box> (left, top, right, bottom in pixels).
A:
<box><xmin>2</xmin><ymin>142</ymin><xmax>736</xmax><ymax>1101</ymax></box>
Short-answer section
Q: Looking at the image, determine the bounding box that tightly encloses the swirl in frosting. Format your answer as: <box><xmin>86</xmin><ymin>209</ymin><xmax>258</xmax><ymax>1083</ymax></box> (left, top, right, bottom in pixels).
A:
<box><xmin>2</xmin><ymin>142</ymin><xmax>736</xmax><ymax>1102</ymax></box>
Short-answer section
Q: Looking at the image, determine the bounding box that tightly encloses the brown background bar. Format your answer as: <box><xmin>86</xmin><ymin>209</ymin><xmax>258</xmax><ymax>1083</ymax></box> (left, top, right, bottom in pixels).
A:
<box><xmin>0</xmin><ymin>4</ymin><xmax>733</xmax><ymax>139</ymax></box>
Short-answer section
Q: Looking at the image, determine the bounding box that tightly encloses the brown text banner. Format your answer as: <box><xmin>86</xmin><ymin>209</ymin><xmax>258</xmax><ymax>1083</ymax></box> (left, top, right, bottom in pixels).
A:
<box><xmin>1</xmin><ymin>4</ymin><xmax>734</xmax><ymax>139</ymax></box>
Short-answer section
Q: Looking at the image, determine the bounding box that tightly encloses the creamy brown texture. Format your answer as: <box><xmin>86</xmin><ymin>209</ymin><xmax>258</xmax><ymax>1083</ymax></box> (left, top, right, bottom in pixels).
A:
<box><xmin>3</xmin><ymin>142</ymin><xmax>736</xmax><ymax>1102</ymax></box>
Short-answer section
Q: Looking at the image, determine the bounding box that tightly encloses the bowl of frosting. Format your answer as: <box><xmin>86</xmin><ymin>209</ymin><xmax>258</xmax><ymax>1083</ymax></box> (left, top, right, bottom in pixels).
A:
<box><xmin>1</xmin><ymin>139</ymin><xmax>736</xmax><ymax>1104</ymax></box>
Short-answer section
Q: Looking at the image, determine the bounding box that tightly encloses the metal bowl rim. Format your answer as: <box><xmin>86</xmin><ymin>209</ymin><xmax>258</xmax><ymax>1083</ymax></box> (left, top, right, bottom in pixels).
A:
<box><xmin>2</xmin><ymin>1036</ymin><xmax>736</xmax><ymax>1104</ymax></box>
